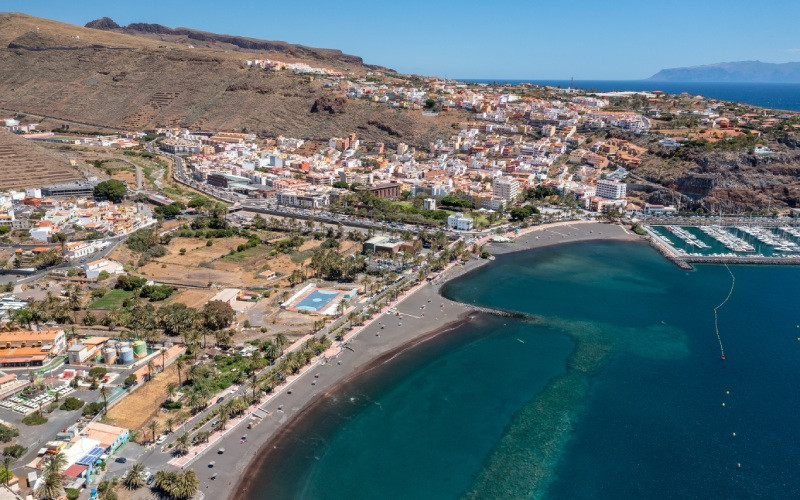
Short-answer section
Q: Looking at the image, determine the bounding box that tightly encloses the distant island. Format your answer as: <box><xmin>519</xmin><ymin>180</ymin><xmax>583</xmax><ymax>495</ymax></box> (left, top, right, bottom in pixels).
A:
<box><xmin>649</xmin><ymin>60</ymin><xmax>800</xmax><ymax>83</ymax></box>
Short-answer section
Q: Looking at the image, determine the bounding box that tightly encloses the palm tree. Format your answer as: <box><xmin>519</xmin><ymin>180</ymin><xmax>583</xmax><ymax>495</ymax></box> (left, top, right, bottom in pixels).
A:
<box><xmin>175</xmin><ymin>358</ymin><xmax>185</xmax><ymax>387</ymax></box>
<box><xmin>42</xmin><ymin>452</ymin><xmax>66</xmax><ymax>477</ymax></box>
<box><xmin>2</xmin><ymin>456</ymin><xmax>14</xmax><ymax>486</ymax></box>
<box><xmin>52</xmin><ymin>232</ymin><xmax>68</xmax><ymax>253</ymax></box>
<box><xmin>165</xmin><ymin>383</ymin><xmax>177</xmax><ymax>402</ymax></box>
<box><xmin>217</xmin><ymin>404</ymin><xmax>231</xmax><ymax>431</ymax></box>
<box><xmin>179</xmin><ymin>469</ymin><xmax>200</xmax><ymax>499</ymax></box>
<box><xmin>147</xmin><ymin>420</ymin><xmax>159</xmax><ymax>443</ymax></box>
<box><xmin>274</xmin><ymin>334</ymin><xmax>289</xmax><ymax>354</ymax></box>
<box><xmin>123</xmin><ymin>462</ymin><xmax>145</xmax><ymax>489</ymax></box>
<box><xmin>186</xmin><ymin>363</ymin><xmax>200</xmax><ymax>383</ymax></box>
<box><xmin>34</xmin><ymin>470</ymin><xmax>63</xmax><ymax>500</ymax></box>
<box><xmin>99</xmin><ymin>386</ymin><xmax>109</xmax><ymax>413</ymax></box>
<box><xmin>164</xmin><ymin>416</ymin><xmax>175</xmax><ymax>433</ymax></box>
<box><xmin>147</xmin><ymin>360</ymin><xmax>156</xmax><ymax>382</ymax></box>
<box><xmin>185</xmin><ymin>389</ymin><xmax>204</xmax><ymax>414</ymax></box>
<box><xmin>264</xmin><ymin>342</ymin><xmax>280</xmax><ymax>363</ymax></box>
<box><xmin>173</xmin><ymin>433</ymin><xmax>190</xmax><ymax>456</ymax></box>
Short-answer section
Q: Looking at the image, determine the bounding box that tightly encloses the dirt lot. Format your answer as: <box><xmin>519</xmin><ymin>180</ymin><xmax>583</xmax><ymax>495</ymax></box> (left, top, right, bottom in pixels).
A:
<box><xmin>167</xmin><ymin>288</ymin><xmax>217</xmax><ymax>308</ymax></box>
<box><xmin>106</xmin><ymin>362</ymin><xmax>180</xmax><ymax>436</ymax></box>
<box><xmin>137</xmin><ymin>237</ymin><xmax>248</xmax><ymax>286</ymax></box>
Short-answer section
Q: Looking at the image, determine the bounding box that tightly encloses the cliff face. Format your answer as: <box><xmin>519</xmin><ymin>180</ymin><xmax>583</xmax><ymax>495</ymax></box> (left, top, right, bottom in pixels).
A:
<box><xmin>629</xmin><ymin>146</ymin><xmax>800</xmax><ymax>210</ymax></box>
<box><xmin>85</xmin><ymin>17</ymin><xmax>377</xmax><ymax>67</ymax></box>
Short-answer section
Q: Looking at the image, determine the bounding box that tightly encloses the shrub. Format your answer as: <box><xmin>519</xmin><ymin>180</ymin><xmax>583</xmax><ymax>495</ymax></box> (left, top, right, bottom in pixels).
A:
<box><xmin>22</xmin><ymin>412</ymin><xmax>47</xmax><ymax>426</ymax></box>
<box><xmin>139</xmin><ymin>284</ymin><xmax>173</xmax><ymax>302</ymax></box>
<box><xmin>65</xmin><ymin>487</ymin><xmax>80</xmax><ymax>500</ymax></box>
<box><xmin>163</xmin><ymin>401</ymin><xmax>182</xmax><ymax>411</ymax></box>
<box><xmin>124</xmin><ymin>374</ymin><xmax>138</xmax><ymax>387</ymax></box>
<box><xmin>59</xmin><ymin>397</ymin><xmax>85</xmax><ymax>411</ymax></box>
<box><xmin>2</xmin><ymin>444</ymin><xmax>26</xmax><ymax>458</ymax></box>
<box><xmin>89</xmin><ymin>367</ymin><xmax>107</xmax><ymax>379</ymax></box>
<box><xmin>91</xmin><ymin>288</ymin><xmax>107</xmax><ymax>299</ymax></box>
<box><xmin>0</xmin><ymin>423</ymin><xmax>19</xmax><ymax>443</ymax></box>
<box><xmin>82</xmin><ymin>402</ymin><xmax>104</xmax><ymax>417</ymax></box>
<box><xmin>0</xmin><ymin>469</ymin><xmax>12</xmax><ymax>485</ymax></box>
<box><xmin>97</xmin><ymin>270</ymin><xmax>110</xmax><ymax>281</ymax></box>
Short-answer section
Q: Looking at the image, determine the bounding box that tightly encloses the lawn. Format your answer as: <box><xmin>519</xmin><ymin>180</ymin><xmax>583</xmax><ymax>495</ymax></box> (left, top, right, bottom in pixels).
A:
<box><xmin>89</xmin><ymin>289</ymin><xmax>133</xmax><ymax>310</ymax></box>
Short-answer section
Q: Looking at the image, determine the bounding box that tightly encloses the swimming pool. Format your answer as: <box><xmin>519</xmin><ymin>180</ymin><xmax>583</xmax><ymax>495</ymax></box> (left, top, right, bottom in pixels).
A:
<box><xmin>294</xmin><ymin>289</ymin><xmax>340</xmax><ymax>312</ymax></box>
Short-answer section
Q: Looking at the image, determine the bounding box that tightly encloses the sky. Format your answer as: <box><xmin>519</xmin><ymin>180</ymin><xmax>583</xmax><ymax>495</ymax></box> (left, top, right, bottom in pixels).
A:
<box><xmin>5</xmin><ymin>0</ymin><xmax>800</xmax><ymax>79</ymax></box>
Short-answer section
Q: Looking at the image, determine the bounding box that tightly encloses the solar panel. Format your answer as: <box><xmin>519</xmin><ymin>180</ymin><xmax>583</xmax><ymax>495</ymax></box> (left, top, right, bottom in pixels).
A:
<box><xmin>76</xmin><ymin>446</ymin><xmax>105</xmax><ymax>466</ymax></box>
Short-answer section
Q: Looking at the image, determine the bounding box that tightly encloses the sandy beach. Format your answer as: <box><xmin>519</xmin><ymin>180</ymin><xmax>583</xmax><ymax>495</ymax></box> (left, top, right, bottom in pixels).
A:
<box><xmin>197</xmin><ymin>221</ymin><xmax>642</xmax><ymax>500</ymax></box>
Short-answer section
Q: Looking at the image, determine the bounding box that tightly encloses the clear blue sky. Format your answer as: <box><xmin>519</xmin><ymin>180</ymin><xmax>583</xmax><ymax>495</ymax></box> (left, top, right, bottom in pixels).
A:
<box><xmin>5</xmin><ymin>0</ymin><xmax>800</xmax><ymax>79</ymax></box>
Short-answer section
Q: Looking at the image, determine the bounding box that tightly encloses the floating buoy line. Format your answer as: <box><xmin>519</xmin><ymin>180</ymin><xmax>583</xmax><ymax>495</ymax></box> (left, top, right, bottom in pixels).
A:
<box><xmin>713</xmin><ymin>264</ymin><xmax>740</xmax><ymax>471</ymax></box>
<box><xmin>713</xmin><ymin>264</ymin><xmax>735</xmax><ymax>361</ymax></box>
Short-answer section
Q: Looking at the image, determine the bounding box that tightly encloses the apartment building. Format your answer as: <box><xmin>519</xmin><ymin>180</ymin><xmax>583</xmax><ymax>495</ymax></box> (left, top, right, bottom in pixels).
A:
<box><xmin>596</xmin><ymin>179</ymin><xmax>627</xmax><ymax>199</ymax></box>
<box><xmin>493</xmin><ymin>175</ymin><xmax>520</xmax><ymax>203</ymax></box>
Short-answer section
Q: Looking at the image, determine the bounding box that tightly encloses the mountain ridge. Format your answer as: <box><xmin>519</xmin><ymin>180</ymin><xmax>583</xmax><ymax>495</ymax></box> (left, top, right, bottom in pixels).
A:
<box><xmin>649</xmin><ymin>60</ymin><xmax>800</xmax><ymax>83</ymax></box>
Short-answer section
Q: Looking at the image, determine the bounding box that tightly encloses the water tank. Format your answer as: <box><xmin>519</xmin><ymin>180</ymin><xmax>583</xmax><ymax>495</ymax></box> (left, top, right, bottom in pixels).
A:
<box><xmin>118</xmin><ymin>347</ymin><xmax>134</xmax><ymax>364</ymax></box>
<box><xmin>102</xmin><ymin>348</ymin><xmax>117</xmax><ymax>365</ymax></box>
<box><xmin>115</xmin><ymin>342</ymin><xmax>130</xmax><ymax>354</ymax></box>
<box><xmin>132</xmin><ymin>340</ymin><xmax>147</xmax><ymax>358</ymax></box>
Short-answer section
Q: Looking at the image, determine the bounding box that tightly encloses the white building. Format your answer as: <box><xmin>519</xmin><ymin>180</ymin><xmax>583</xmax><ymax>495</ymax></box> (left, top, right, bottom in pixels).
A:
<box><xmin>447</xmin><ymin>214</ymin><xmax>474</xmax><ymax>231</ymax></box>
<box><xmin>493</xmin><ymin>175</ymin><xmax>520</xmax><ymax>202</ymax></box>
<box><xmin>423</xmin><ymin>198</ymin><xmax>437</xmax><ymax>211</ymax></box>
<box><xmin>63</xmin><ymin>241</ymin><xmax>108</xmax><ymax>260</ymax></box>
<box><xmin>596</xmin><ymin>179</ymin><xmax>627</xmax><ymax>199</ymax></box>
<box><xmin>82</xmin><ymin>258</ymin><xmax>124</xmax><ymax>280</ymax></box>
<box><xmin>276</xmin><ymin>191</ymin><xmax>330</xmax><ymax>209</ymax></box>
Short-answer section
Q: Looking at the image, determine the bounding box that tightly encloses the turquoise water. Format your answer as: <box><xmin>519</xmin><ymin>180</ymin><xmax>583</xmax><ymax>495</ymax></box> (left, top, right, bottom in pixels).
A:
<box><xmin>247</xmin><ymin>240</ymin><xmax>800</xmax><ymax>498</ymax></box>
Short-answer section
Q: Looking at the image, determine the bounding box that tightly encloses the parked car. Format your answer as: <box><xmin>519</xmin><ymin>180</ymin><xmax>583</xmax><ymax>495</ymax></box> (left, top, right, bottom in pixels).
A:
<box><xmin>156</xmin><ymin>435</ymin><xmax>167</xmax><ymax>445</ymax></box>
<box><xmin>114</xmin><ymin>457</ymin><xmax>127</xmax><ymax>464</ymax></box>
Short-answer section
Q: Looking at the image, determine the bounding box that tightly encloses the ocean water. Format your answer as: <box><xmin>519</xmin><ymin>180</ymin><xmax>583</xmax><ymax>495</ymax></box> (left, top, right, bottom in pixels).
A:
<box><xmin>462</xmin><ymin>79</ymin><xmax>800</xmax><ymax>112</ymax></box>
<box><xmin>247</xmin><ymin>241</ymin><xmax>800</xmax><ymax>498</ymax></box>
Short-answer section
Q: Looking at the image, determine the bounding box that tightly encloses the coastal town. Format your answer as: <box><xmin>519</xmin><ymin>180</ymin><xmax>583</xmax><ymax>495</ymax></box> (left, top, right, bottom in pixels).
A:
<box><xmin>0</xmin><ymin>16</ymin><xmax>800</xmax><ymax>500</ymax></box>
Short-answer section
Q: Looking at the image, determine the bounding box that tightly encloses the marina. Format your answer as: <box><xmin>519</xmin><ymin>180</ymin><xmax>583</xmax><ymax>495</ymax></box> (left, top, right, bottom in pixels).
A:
<box><xmin>698</xmin><ymin>225</ymin><xmax>755</xmax><ymax>253</ymax></box>
<box><xmin>645</xmin><ymin>223</ymin><xmax>800</xmax><ymax>266</ymax></box>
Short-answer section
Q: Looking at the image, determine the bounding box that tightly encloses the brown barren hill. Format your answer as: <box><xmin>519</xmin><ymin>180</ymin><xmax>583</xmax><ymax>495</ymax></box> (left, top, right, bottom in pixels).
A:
<box><xmin>0</xmin><ymin>129</ymin><xmax>80</xmax><ymax>189</ymax></box>
<box><xmin>0</xmin><ymin>13</ymin><xmax>462</xmax><ymax>146</ymax></box>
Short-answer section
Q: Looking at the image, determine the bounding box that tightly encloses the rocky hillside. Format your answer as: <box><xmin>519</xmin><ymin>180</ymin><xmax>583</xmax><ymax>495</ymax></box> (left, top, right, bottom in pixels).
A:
<box><xmin>608</xmin><ymin>130</ymin><xmax>800</xmax><ymax>211</ymax></box>
<box><xmin>0</xmin><ymin>13</ymin><xmax>459</xmax><ymax>145</ymax></box>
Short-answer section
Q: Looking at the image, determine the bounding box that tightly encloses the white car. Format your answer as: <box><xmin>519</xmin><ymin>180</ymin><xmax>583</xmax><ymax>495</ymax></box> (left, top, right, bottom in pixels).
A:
<box><xmin>156</xmin><ymin>435</ymin><xmax>167</xmax><ymax>445</ymax></box>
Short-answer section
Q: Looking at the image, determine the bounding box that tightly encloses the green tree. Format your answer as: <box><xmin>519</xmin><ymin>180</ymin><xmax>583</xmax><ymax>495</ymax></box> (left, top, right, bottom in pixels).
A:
<box><xmin>93</xmin><ymin>180</ymin><xmax>127</xmax><ymax>203</ymax></box>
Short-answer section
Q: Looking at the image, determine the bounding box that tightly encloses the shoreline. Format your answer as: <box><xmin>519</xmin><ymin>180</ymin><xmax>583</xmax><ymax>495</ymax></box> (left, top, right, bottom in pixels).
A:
<box><xmin>205</xmin><ymin>222</ymin><xmax>639</xmax><ymax>500</ymax></box>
